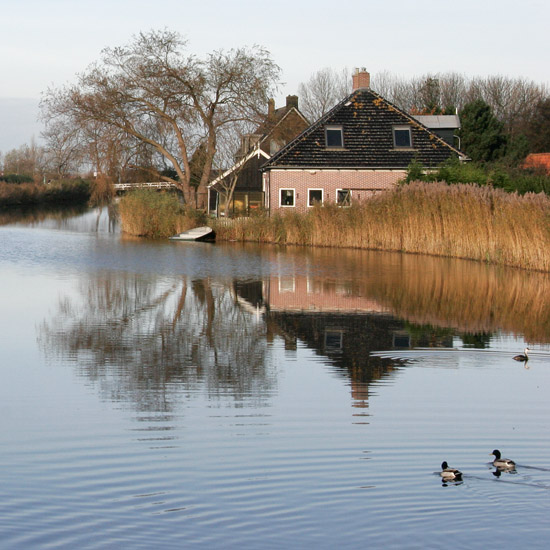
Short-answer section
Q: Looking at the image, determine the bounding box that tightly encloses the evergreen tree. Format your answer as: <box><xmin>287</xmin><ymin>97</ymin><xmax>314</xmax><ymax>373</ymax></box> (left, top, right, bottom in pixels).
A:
<box><xmin>525</xmin><ymin>98</ymin><xmax>550</xmax><ymax>153</ymax></box>
<box><xmin>458</xmin><ymin>100</ymin><xmax>508</xmax><ymax>162</ymax></box>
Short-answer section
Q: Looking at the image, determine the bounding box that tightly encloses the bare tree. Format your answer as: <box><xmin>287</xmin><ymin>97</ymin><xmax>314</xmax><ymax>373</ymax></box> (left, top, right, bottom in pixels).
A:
<box><xmin>371</xmin><ymin>70</ymin><xmax>547</xmax><ymax>140</ymax></box>
<box><xmin>40</xmin><ymin>30</ymin><xmax>280</xmax><ymax>207</ymax></box>
<box><xmin>2</xmin><ymin>139</ymin><xmax>47</xmax><ymax>181</ymax></box>
<box><xmin>297</xmin><ymin>67</ymin><xmax>351</xmax><ymax>122</ymax></box>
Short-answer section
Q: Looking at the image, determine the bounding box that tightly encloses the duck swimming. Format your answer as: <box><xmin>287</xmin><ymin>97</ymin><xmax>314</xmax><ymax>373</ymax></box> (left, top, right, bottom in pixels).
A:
<box><xmin>491</xmin><ymin>449</ymin><xmax>516</xmax><ymax>469</ymax></box>
<box><xmin>513</xmin><ymin>348</ymin><xmax>530</xmax><ymax>362</ymax></box>
<box><xmin>440</xmin><ymin>461</ymin><xmax>462</xmax><ymax>480</ymax></box>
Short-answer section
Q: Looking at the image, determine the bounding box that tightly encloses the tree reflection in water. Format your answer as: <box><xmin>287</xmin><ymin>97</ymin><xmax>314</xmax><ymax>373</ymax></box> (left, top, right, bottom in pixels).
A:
<box><xmin>39</xmin><ymin>273</ymin><xmax>272</xmax><ymax>412</ymax></box>
<box><xmin>38</xmin><ymin>241</ymin><xmax>550</xmax><ymax>414</ymax></box>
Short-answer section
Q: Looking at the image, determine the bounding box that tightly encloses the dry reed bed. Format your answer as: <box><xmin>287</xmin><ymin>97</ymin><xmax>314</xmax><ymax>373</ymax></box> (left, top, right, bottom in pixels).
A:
<box><xmin>118</xmin><ymin>189</ymin><xmax>206</xmax><ymax>239</ymax></box>
<box><xmin>213</xmin><ymin>182</ymin><xmax>550</xmax><ymax>272</ymax></box>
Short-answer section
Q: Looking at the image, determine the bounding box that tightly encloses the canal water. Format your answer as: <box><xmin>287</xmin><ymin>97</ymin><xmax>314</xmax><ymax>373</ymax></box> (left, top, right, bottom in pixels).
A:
<box><xmin>1</xmin><ymin>207</ymin><xmax>550</xmax><ymax>549</ymax></box>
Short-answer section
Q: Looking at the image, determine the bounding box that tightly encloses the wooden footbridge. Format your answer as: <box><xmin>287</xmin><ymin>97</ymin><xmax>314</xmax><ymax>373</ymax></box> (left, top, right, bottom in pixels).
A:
<box><xmin>113</xmin><ymin>181</ymin><xmax>179</xmax><ymax>192</ymax></box>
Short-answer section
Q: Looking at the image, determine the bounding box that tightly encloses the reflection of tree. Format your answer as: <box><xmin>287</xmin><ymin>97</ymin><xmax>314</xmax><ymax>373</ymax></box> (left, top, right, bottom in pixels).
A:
<box><xmin>0</xmin><ymin>205</ymin><xmax>89</xmax><ymax>226</ymax></box>
<box><xmin>39</xmin><ymin>273</ymin><xmax>272</xmax><ymax>412</ymax></box>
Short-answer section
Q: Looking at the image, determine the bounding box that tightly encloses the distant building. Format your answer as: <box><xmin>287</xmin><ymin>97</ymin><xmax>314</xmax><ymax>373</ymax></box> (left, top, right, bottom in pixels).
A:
<box><xmin>523</xmin><ymin>153</ymin><xmax>550</xmax><ymax>174</ymax></box>
<box><xmin>411</xmin><ymin>114</ymin><xmax>461</xmax><ymax>146</ymax></box>
<box><xmin>208</xmin><ymin>96</ymin><xmax>309</xmax><ymax>216</ymax></box>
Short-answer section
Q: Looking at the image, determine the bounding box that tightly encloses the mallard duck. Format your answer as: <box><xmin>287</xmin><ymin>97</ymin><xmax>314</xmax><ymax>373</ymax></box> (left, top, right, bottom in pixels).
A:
<box><xmin>513</xmin><ymin>348</ymin><xmax>530</xmax><ymax>362</ymax></box>
<box><xmin>491</xmin><ymin>449</ymin><xmax>516</xmax><ymax>469</ymax></box>
<box><xmin>440</xmin><ymin>461</ymin><xmax>462</xmax><ymax>480</ymax></box>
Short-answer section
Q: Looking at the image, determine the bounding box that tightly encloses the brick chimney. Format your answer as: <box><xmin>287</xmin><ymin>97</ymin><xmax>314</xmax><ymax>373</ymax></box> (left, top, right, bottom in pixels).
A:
<box><xmin>268</xmin><ymin>98</ymin><xmax>275</xmax><ymax>117</ymax></box>
<box><xmin>286</xmin><ymin>95</ymin><xmax>299</xmax><ymax>110</ymax></box>
<box><xmin>352</xmin><ymin>68</ymin><xmax>370</xmax><ymax>90</ymax></box>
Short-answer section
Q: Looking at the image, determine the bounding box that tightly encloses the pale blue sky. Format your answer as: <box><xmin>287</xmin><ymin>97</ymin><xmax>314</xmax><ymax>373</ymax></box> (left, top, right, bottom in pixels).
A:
<box><xmin>1</xmin><ymin>0</ymin><xmax>549</xmax><ymax>151</ymax></box>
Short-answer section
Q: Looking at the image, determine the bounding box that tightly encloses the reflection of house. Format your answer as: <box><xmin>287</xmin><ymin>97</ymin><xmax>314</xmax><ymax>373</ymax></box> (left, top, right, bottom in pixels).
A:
<box><xmin>261</xmin><ymin>69</ymin><xmax>467</xmax><ymax>214</ymax></box>
<box><xmin>208</xmin><ymin>96</ymin><xmax>309</xmax><ymax>217</ymax></box>
<box><xmin>267</xmin><ymin>274</ymin><xmax>389</xmax><ymax>314</ymax></box>
<box><xmin>411</xmin><ymin>114</ymin><xmax>461</xmax><ymax>146</ymax></box>
<box><xmin>233</xmin><ymin>275</ymin><xmax>454</xmax><ymax>407</ymax></box>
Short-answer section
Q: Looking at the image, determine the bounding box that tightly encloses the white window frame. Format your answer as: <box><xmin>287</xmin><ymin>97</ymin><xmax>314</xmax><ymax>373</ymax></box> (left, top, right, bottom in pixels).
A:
<box><xmin>307</xmin><ymin>188</ymin><xmax>324</xmax><ymax>207</ymax></box>
<box><xmin>279</xmin><ymin>276</ymin><xmax>295</xmax><ymax>293</ymax></box>
<box><xmin>393</xmin><ymin>125</ymin><xmax>413</xmax><ymax>148</ymax></box>
<box><xmin>325</xmin><ymin>125</ymin><xmax>344</xmax><ymax>148</ymax></box>
<box><xmin>336</xmin><ymin>188</ymin><xmax>352</xmax><ymax>207</ymax></box>
<box><xmin>279</xmin><ymin>188</ymin><xmax>295</xmax><ymax>207</ymax></box>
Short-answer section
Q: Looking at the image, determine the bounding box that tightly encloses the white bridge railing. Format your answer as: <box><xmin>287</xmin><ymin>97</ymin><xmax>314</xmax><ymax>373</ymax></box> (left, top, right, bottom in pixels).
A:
<box><xmin>113</xmin><ymin>181</ymin><xmax>178</xmax><ymax>191</ymax></box>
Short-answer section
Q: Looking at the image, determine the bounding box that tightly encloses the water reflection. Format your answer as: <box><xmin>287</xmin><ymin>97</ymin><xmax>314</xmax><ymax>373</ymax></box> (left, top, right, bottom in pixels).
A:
<box><xmin>251</xmin><ymin>245</ymin><xmax>550</xmax><ymax>344</ymax></box>
<box><xmin>40</xmin><ymin>241</ymin><xmax>550</xmax><ymax>412</ymax></box>
<box><xmin>39</xmin><ymin>273</ymin><xmax>272</xmax><ymax>412</ymax></box>
<box><xmin>36</xmin><ymin>216</ymin><xmax>550</xmax><ymax>414</ymax></box>
<box><xmin>0</xmin><ymin>204</ymin><xmax>118</xmax><ymax>232</ymax></box>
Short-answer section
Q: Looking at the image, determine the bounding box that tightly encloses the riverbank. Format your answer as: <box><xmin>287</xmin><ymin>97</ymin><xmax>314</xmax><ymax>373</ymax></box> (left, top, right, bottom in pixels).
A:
<box><xmin>212</xmin><ymin>182</ymin><xmax>550</xmax><ymax>272</ymax></box>
<box><xmin>118</xmin><ymin>182</ymin><xmax>550</xmax><ymax>272</ymax></box>
<box><xmin>0</xmin><ymin>179</ymin><xmax>91</xmax><ymax>208</ymax></box>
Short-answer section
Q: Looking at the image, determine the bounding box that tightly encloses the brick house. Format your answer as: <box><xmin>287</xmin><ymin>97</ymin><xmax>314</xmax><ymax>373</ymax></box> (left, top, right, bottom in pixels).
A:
<box><xmin>208</xmin><ymin>95</ymin><xmax>309</xmax><ymax>216</ymax></box>
<box><xmin>261</xmin><ymin>69</ymin><xmax>467</xmax><ymax>214</ymax></box>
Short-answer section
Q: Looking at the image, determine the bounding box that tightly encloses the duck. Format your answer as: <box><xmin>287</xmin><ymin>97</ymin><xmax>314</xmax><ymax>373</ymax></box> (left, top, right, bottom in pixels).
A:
<box><xmin>513</xmin><ymin>348</ymin><xmax>530</xmax><ymax>362</ymax></box>
<box><xmin>440</xmin><ymin>461</ymin><xmax>462</xmax><ymax>480</ymax></box>
<box><xmin>491</xmin><ymin>449</ymin><xmax>516</xmax><ymax>469</ymax></box>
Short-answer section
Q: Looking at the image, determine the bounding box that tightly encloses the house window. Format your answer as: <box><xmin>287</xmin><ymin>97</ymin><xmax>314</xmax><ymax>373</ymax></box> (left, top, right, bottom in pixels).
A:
<box><xmin>279</xmin><ymin>276</ymin><xmax>295</xmax><ymax>293</ymax></box>
<box><xmin>336</xmin><ymin>189</ymin><xmax>352</xmax><ymax>206</ymax></box>
<box><xmin>308</xmin><ymin>189</ymin><xmax>323</xmax><ymax>206</ymax></box>
<box><xmin>280</xmin><ymin>188</ymin><xmax>295</xmax><ymax>207</ymax></box>
<box><xmin>324</xmin><ymin>330</ymin><xmax>344</xmax><ymax>350</ymax></box>
<box><xmin>325</xmin><ymin>126</ymin><xmax>344</xmax><ymax>148</ymax></box>
<box><xmin>393</xmin><ymin>126</ymin><xmax>412</xmax><ymax>148</ymax></box>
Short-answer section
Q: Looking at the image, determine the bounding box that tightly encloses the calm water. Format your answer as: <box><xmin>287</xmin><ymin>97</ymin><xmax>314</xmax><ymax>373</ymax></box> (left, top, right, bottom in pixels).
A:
<box><xmin>2</xmin><ymin>207</ymin><xmax>550</xmax><ymax>549</ymax></box>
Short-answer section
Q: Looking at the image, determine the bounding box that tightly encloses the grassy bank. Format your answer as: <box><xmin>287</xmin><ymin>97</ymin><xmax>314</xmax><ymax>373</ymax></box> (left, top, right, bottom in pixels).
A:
<box><xmin>0</xmin><ymin>179</ymin><xmax>91</xmax><ymax>207</ymax></box>
<box><xmin>212</xmin><ymin>182</ymin><xmax>550</xmax><ymax>272</ymax></box>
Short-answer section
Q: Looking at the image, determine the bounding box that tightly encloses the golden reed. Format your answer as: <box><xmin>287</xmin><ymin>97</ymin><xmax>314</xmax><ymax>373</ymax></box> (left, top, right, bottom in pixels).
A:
<box><xmin>213</xmin><ymin>182</ymin><xmax>550</xmax><ymax>272</ymax></box>
<box><xmin>119</xmin><ymin>189</ymin><xmax>206</xmax><ymax>238</ymax></box>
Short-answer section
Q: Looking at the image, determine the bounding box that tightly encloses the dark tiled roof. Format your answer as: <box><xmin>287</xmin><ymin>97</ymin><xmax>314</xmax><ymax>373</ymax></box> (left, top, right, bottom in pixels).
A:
<box><xmin>255</xmin><ymin>106</ymin><xmax>309</xmax><ymax>144</ymax></box>
<box><xmin>263</xmin><ymin>89</ymin><xmax>463</xmax><ymax>170</ymax></box>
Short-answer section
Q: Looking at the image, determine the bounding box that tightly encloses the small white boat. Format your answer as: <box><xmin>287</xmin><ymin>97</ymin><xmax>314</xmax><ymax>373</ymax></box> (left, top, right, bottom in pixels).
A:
<box><xmin>169</xmin><ymin>226</ymin><xmax>216</xmax><ymax>242</ymax></box>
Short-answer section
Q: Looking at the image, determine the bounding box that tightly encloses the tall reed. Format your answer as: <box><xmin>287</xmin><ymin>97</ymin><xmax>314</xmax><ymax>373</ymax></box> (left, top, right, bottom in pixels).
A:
<box><xmin>212</xmin><ymin>182</ymin><xmax>550</xmax><ymax>272</ymax></box>
<box><xmin>118</xmin><ymin>189</ymin><xmax>206</xmax><ymax>238</ymax></box>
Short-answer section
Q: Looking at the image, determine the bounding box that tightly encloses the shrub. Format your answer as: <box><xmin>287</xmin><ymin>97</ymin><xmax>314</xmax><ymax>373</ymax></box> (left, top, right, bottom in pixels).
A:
<box><xmin>1</xmin><ymin>173</ymin><xmax>34</xmax><ymax>184</ymax></box>
<box><xmin>0</xmin><ymin>179</ymin><xmax>91</xmax><ymax>207</ymax></box>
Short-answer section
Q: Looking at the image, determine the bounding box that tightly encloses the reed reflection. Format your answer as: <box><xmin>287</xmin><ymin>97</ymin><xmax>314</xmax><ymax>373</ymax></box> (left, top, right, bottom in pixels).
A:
<box><xmin>254</xmin><ymin>245</ymin><xmax>550</xmax><ymax>345</ymax></box>
<box><xmin>38</xmin><ymin>240</ymin><xmax>550</xmax><ymax>413</ymax></box>
<box><xmin>39</xmin><ymin>272</ymin><xmax>272</xmax><ymax>412</ymax></box>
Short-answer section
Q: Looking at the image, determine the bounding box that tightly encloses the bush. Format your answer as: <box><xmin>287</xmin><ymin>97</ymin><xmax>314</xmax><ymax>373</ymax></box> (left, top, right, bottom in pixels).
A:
<box><xmin>0</xmin><ymin>173</ymin><xmax>34</xmax><ymax>184</ymax></box>
<box><xmin>0</xmin><ymin>179</ymin><xmax>91</xmax><ymax>207</ymax></box>
<box><xmin>407</xmin><ymin>157</ymin><xmax>550</xmax><ymax>195</ymax></box>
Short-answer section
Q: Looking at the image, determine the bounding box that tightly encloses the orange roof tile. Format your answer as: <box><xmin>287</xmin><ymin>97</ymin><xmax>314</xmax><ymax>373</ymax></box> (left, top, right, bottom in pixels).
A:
<box><xmin>524</xmin><ymin>153</ymin><xmax>550</xmax><ymax>173</ymax></box>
